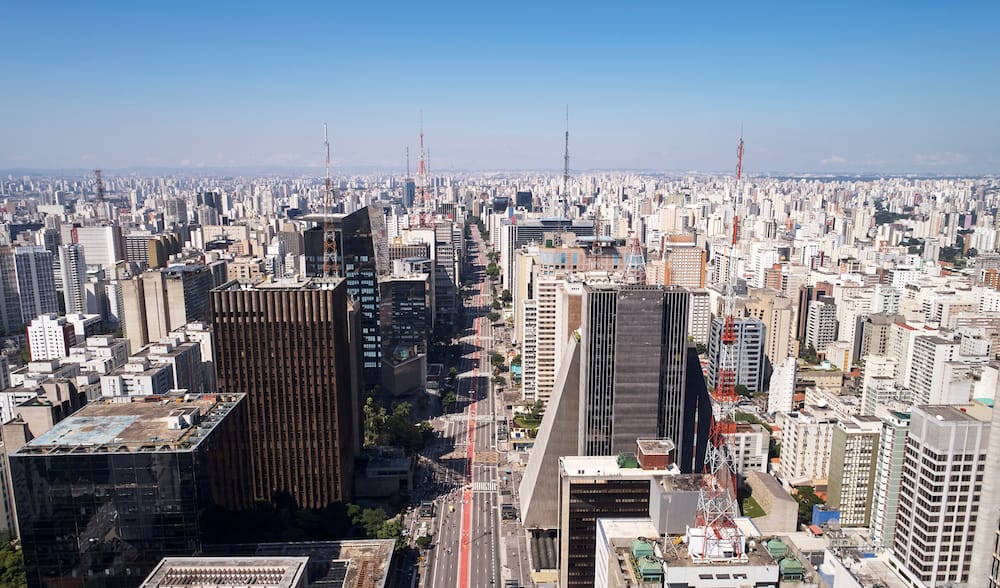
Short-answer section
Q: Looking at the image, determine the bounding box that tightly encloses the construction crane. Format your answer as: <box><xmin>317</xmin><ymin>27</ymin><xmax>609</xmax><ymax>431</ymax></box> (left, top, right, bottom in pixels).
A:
<box><xmin>322</xmin><ymin>123</ymin><xmax>339</xmax><ymax>277</ymax></box>
<box><xmin>691</xmin><ymin>130</ymin><xmax>746</xmax><ymax>562</ymax></box>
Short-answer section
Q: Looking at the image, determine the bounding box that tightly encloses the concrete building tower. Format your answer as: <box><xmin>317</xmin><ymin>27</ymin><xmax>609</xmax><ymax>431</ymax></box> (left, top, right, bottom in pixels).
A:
<box><xmin>212</xmin><ymin>278</ymin><xmax>359</xmax><ymax>507</ymax></box>
<box><xmin>826</xmin><ymin>415</ymin><xmax>882</xmax><ymax>527</ymax></box>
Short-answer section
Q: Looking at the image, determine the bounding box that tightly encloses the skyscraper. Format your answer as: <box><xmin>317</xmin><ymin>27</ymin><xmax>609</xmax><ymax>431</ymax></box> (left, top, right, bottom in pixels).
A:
<box><xmin>891</xmin><ymin>405</ymin><xmax>990</xmax><ymax>586</ymax></box>
<box><xmin>212</xmin><ymin>278</ymin><xmax>358</xmax><ymax>508</ymax></box>
<box><xmin>303</xmin><ymin>207</ymin><xmax>388</xmax><ymax>389</ymax></box>
<box><xmin>579</xmin><ymin>284</ymin><xmax>690</xmax><ymax>456</ymax></box>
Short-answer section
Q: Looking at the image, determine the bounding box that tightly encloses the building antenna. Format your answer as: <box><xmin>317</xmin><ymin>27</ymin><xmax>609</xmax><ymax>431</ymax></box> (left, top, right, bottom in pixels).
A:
<box><xmin>563</xmin><ymin>105</ymin><xmax>570</xmax><ymax>218</ymax></box>
<box><xmin>417</xmin><ymin>110</ymin><xmax>428</xmax><ymax>209</ymax></box>
<box><xmin>406</xmin><ymin>146</ymin><xmax>411</xmax><ymax>178</ymax></box>
<box><xmin>323</xmin><ymin>123</ymin><xmax>339</xmax><ymax>276</ymax></box>
<box><xmin>693</xmin><ymin>131</ymin><xmax>747</xmax><ymax>562</ymax></box>
<box><xmin>94</xmin><ymin>169</ymin><xmax>107</xmax><ymax>220</ymax></box>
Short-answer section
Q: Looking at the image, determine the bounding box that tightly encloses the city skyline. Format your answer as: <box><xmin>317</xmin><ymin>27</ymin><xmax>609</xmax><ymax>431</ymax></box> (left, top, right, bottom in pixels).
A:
<box><xmin>3</xmin><ymin>1</ymin><xmax>998</xmax><ymax>174</ymax></box>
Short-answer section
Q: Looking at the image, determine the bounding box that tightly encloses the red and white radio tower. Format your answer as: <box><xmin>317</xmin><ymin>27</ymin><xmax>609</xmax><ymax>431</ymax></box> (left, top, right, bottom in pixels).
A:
<box><xmin>690</xmin><ymin>131</ymin><xmax>747</xmax><ymax>562</ymax></box>
<box><xmin>417</xmin><ymin>111</ymin><xmax>429</xmax><ymax>209</ymax></box>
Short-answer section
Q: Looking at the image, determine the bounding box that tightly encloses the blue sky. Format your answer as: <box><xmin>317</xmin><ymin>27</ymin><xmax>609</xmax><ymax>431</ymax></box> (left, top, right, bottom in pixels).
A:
<box><xmin>1</xmin><ymin>1</ymin><xmax>998</xmax><ymax>173</ymax></box>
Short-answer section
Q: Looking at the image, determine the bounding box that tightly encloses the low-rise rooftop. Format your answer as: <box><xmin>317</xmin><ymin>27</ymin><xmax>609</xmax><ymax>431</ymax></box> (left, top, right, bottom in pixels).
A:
<box><xmin>12</xmin><ymin>393</ymin><xmax>245</xmax><ymax>456</ymax></box>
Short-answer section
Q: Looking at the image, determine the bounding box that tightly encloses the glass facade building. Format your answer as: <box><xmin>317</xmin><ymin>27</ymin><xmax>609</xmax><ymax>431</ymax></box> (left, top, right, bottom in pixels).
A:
<box><xmin>10</xmin><ymin>394</ymin><xmax>251</xmax><ymax>588</ymax></box>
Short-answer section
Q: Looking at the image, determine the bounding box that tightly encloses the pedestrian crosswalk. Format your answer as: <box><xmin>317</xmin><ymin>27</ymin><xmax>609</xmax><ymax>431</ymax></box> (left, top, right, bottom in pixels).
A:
<box><xmin>472</xmin><ymin>481</ymin><xmax>497</xmax><ymax>492</ymax></box>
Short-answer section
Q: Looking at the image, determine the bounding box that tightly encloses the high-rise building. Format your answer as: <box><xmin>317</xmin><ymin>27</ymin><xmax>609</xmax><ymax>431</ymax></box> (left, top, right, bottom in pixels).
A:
<box><xmin>558</xmin><ymin>455</ymin><xmax>667</xmax><ymax>588</ymax></box>
<box><xmin>13</xmin><ymin>246</ymin><xmax>58</xmax><ymax>325</ymax></box>
<box><xmin>579</xmin><ymin>284</ymin><xmax>690</xmax><ymax>456</ymax></box>
<box><xmin>805</xmin><ymin>300</ymin><xmax>837</xmax><ymax>354</ymax></box>
<box><xmin>212</xmin><ymin>278</ymin><xmax>358</xmax><ymax>507</ymax></box>
<box><xmin>303</xmin><ymin>207</ymin><xmax>389</xmax><ymax>389</ymax></box>
<box><xmin>121</xmin><ymin>265</ymin><xmax>215</xmax><ymax>351</ymax></box>
<box><xmin>73</xmin><ymin>225</ymin><xmax>123</xmax><ymax>271</ymax></box>
<box><xmin>10</xmin><ymin>394</ymin><xmax>252</xmax><ymax>588</ymax></box>
<box><xmin>970</xmin><ymin>402</ymin><xmax>1000</xmax><ymax>588</ymax></box>
<box><xmin>58</xmin><ymin>244</ymin><xmax>87</xmax><ymax>314</ymax></box>
<box><xmin>796</xmin><ymin>281</ymin><xmax>834</xmax><ymax>340</ymax></box>
<box><xmin>26</xmin><ymin>314</ymin><xmax>76</xmax><ymax>361</ymax></box>
<box><xmin>826</xmin><ymin>415</ymin><xmax>881</xmax><ymax>527</ymax></box>
<box><xmin>870</xmin><ymin>410</ymin><xmax>910</xmax><ymax>551</ymax></box>
<box><xmin>891</xmin><ymin>405</ymin><xmax>990</xmax><ymax>587</ymax></box>
<box><xmin>707</xmin><ymin>317</ymin><xmax>766</xmax><ymax>392</ymax></box>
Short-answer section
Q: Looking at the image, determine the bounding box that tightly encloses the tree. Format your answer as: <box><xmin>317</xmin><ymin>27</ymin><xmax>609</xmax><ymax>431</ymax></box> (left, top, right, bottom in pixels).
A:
<box><xmin>442</xmin><ymin>390</ymin><xmax>458</xmax><ymax>411</ymax></box>
<box><xmin>510</xmin><ymin>354</ymin><xmax>522</xmax><ymax>367</ymax></box>
<box><xmin>492</xmin><ymin>375</ymin><xmax>506</xmax><ymax>386</ymax></box>
<box><xmin>695</xmin><ymin>343</ymin><xmax>708</xmax><ymax>355</ymax></box>
<box><xmin>363</xmin><ymin>397</ymin><xmax>388</xmax><ymax>447</ymax></box>
<box><xmin>799</xmin><ymin>343</ymin><xmax>818</xmax><ymax>364</ymax></box>
<box><xmin>735</xmin><ymin>384</ymin><xmax>751</xmax><ymax>398</ymax></box>
<box><xmin>487</xmin><ymin>311</ymin><xmax>500</xmax><ymax>323</ymax></box>
<box><xmin>491</xmin><ymin>300</ymin><xmax>502</xmax><ymax>310</ymax></box>
<box><xmin>448</xmin><ymin>367</ymin><xmax>458</xmax><ymax>381</ymax></box>
<box><xmin>793</xmin><ymin>486</ymin><xmax>823</xmax><ymax>527</ymax></box>
<box><xmin>416</xmin><ymin>535</ymin><xmax>432</xmax><ymax>549</ymax></box>
<box><xmin>500</xmin><ymin>289</ymin><xmax>512</xmax><ymax>303</ymax></box>
<box><xmin>485</xmin><ymin>263</ymin><xmax>500</xmax><ymax>278</ymax></box>
<box><xmin>358</xmin><ymin>508</ymin><xmax>387</xmax><ymax>537</ymax></box>
<box><xmin>0</xmin><ymin>541</ymin><xmax>24</xmax><ymax>588</ymax></box>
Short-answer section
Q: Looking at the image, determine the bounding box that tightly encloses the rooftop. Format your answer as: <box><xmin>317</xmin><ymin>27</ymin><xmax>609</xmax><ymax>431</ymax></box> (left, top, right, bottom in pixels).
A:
<box><xmin>13</xmin><ymin>394</ymin><xmax>245</xmax><ymax>456</ymax></box>
<box><xmin>561</xmin><ymin>455</ymin><xmax>676</xmax><ymax>479</ymax></box>
<box><xmin>140</xmin><ymin>557</ymin><xmax>308</xmax><ymax>588</ymax></box>
<box><xmin>215</xmin><ymin>277</ymin><xmax>343</xmax><ymax>291</ymax></box>
<box><xmin>636</xmin><ymin>439</ymin><xmax>676</xmax><ymax>455</ymax></box>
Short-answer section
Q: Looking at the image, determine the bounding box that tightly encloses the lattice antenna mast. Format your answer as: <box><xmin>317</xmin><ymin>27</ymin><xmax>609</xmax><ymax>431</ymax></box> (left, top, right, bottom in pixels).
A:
<box><xmin>94</xmin><ymin>169</ymin><xmax>107</xmax><ymax>220</ymax></box>
<box><xmin>563</xmin><ymin>105</ymin><xmax>570</xmax><ymax>217</ymax></box>
<box><xmin>322</xmin><ymin>123</ymin><xmax>339</xmax><ymax>277</ymax></box>
<box><xmin>406</xmin><ymin>146</ymin><xmax>411</xmax><ymax>178</ymax></box>
<box><xmin>590</xmin><ymin>198</ymin><xmax>602</xmax><ymax>270</ymax></box>
<box><xmin>417</xmin><ymin>111</ymin><xmax>428</xmax><ymax>209</ymax></box>
<box><xmin>692</xmin><ymin>130</ymin><xmax>746</xmax><ymax>562</ymax></box>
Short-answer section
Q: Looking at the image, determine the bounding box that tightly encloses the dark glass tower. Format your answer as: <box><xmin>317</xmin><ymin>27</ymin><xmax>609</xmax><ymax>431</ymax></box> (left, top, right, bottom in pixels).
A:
<box><xmin>303</xmin><ymin>207</ymin><xmax>388</xmax><ymax>389</ymax></box>
<box><xmin>10</xmin><ymin>394</ymin><xmax>251</xmax><ymax>588</ymax></box>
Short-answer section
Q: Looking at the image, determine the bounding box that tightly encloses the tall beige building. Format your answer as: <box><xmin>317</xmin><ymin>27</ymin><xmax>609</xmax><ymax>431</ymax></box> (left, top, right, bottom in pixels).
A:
<box><xmin>826</xmin><ymin>415</ymin><xmax>882</xmax><ymax>527</ymax></box>
<box><xmin>744</xmin><ymin>287</ymin><xmax>796</xmax><ymax>365</ymax></box>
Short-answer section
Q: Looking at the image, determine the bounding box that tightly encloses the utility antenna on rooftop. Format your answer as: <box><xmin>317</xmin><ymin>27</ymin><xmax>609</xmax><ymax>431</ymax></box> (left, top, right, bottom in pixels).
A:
<box><xmin>563</xmin><ymin>105</ymin><xmax>570</xmax><ymax>218</ymax></box>
<box><xmin>322</xmin><ymin>123</ymin><xmax>339</xmax><ymax>276</ymax></box>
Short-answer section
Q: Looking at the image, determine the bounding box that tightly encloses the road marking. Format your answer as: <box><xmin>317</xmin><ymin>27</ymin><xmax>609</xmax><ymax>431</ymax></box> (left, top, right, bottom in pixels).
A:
<box><xmin>472</xmin><ymin>481</ymin><xmax>497</xmax><ymax>492</ymax></box>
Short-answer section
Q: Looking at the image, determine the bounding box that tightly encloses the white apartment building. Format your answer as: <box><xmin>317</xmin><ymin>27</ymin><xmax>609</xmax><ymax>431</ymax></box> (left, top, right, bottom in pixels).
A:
<box><xmin>775</xmin><ymin>406</ymin><xmax>837</xmax><ymax>487</ymax></box>
<box><xmin>520</xmin><ymin>298</ymin><xmax>538</xmax><ymax>402</ymax></box>
<box><xmin>767</xmin><ymin>356</ymin><xmax>797</xmax><ymax>415</ymax></box>
<box><xmin>725</xmin><ymin>423</ymin><xmax>770</xmax><ymax>476</ymax></box>
<box><xmin>891</xmin><ymin>405</ymin><xmax>990</xmax><ymax>587</ymax></box>
<box><xmin>805</xmin><ymin>300</ymin><xmax>837</xmax><ymax>353</ymax></box>
<box><xmin>26</xmin><ymin>313</ymin><xmax>76</xmax><ymax>361</ymax></box>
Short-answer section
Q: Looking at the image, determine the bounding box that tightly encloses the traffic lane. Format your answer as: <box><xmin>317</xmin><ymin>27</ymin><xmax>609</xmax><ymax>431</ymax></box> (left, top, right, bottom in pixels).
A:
<box><xmin>470</xmin><ymin>491</ymin><xmax>498</xmax><ymax>587</ymax></box>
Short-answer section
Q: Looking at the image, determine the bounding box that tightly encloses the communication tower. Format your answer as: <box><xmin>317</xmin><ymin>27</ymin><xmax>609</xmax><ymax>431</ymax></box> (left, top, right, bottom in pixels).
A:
<box><xmin>323</xmin><ymin>123</ymin><xmax>339</xmax><ymax>277</ymax></box>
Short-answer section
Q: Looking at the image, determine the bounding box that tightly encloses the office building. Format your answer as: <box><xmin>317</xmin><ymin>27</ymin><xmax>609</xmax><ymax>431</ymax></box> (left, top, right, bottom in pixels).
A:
<box><xmin>579</xmin><ymin>284</ymin><xmax>690</xmax><ymax>456</ymax></box>
<box><xmin>659</xmin><ymin>236</ymin><xmax>705</xmax><ymax>288</ymax></box>
<box><xmin>212</xmin><ymin>278</ymin><xmax>358</xmax><ymax>507</ymax></box>
<box><xmin>558</xmin><ymin>455</ymin><xmax>667</xmax><ymax>588</ymax></box>
<box><xmin>11</xmin><ymin>246</ymin><xmax>58</xmax><ymax>326</ymax></box>
<box><xmin>744</xmin><ymin>288</ymin><xmax>796</xmax><ymax>369</ymax></box>
<box><xmin>303</xmin><ymin>207</ymin><xmax>389</xmax><ymax>388</ymax></box>
<box><xmin>826</xmin><ymin>415</ymin><xmax>881</xmax><ymax>527</ymax></box>
<box><xmin>10</xmin><ymin>394</ymin><xmax>252</xmax><ymax>588</ymax></box>
<box><xmin>73</xmin><ymin>225</ymin><xmax>123</xmax><ymax>271</ymax></box>
<box><xmin>707</xmin><ymin>317</ymin><xmax>766</xmax><ymax>392</ymax></box>
<box><xmin>891</xmin><ymin>405</ymin><xmax>990</xmax><ymax>587</ymax></box>
<box><xmin>970</xmin><ymin>403</ymin><xmax>1000</xmax><ymax>588</ymax></box>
